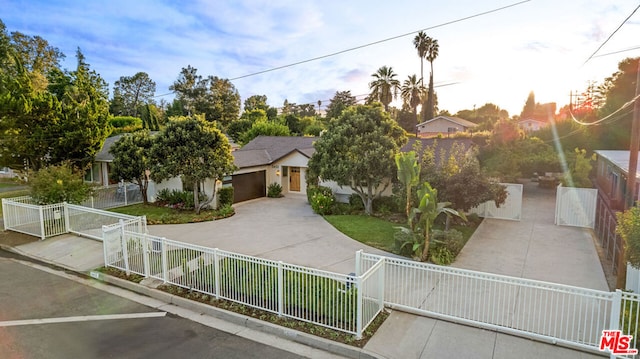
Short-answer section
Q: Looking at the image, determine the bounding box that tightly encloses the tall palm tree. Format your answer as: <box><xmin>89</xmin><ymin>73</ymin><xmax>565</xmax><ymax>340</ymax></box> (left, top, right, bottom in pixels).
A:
<box><xmin>413</xmin><ymin>31</ymin><xmax>429</xmax><ymax>86</ymax></box>
<box><xmin>369</xmin><ymin>66</ymin><xmax>400</xmax><ymax>112</ymax></box>
<box><xmin>424</xmin><ymin>37</ymin><xmax>439</xmax><ymax>121</ymax></box>
<box><xmin>401</xmin><ymin>74</ymin><xmax>425</xmax><ymax>124</ymax></box>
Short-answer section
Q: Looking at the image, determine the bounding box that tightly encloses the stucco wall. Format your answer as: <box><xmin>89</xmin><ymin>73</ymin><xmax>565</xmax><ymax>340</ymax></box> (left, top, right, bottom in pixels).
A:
<box><xmin>418</xmin><ymin>118</ymin><xmax>465</xmax><ymax>134</ymax></box>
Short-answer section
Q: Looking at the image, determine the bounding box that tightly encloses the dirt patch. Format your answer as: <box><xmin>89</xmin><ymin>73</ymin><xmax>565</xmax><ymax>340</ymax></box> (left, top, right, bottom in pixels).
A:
<box><xmin>0</xmin><ymin>230</ymin><xmax>38</xmax><ymax>247</ymax></box>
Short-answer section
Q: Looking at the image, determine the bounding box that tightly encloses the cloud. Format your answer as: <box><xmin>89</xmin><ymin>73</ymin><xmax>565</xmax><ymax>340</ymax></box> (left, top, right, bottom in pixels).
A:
<box><xmin>340</xmin><ymin>69</ymin><xmax>368</xmax><ymax>83</ymax></box>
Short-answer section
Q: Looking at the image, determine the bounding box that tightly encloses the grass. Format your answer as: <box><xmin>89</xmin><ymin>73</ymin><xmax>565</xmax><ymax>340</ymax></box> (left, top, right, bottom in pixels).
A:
<box><xmin>324</xmin><ymin>215</ymin><xmax>404</xmax><ymax>253</ymax></box>
<box><xmin>109</xmin><ymin>203</ymin><xmax>234</xmax><ymax>224</ymax></box>
<box><xmin>0</xmin><ymin>189</ymin><xmax>30</xmax><ymax>216</ymax></box>
<box><xmin>324</xmin><ymin>213</ymin><xmax>480</xmax><ymax>257</ymax></box>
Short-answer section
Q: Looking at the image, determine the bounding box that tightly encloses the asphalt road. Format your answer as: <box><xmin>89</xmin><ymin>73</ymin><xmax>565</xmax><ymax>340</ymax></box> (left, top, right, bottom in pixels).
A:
<box><xmin>0</xmin><ymin>254</ymin><xmax>305</xmax><ymax>359</ymax></box>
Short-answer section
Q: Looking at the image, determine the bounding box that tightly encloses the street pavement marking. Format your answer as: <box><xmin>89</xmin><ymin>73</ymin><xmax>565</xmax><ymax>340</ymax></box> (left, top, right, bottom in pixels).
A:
<box><xmin>0</xmin><ymin>312</ymin><xmax>167</xmax><ymax>327</ymax></box>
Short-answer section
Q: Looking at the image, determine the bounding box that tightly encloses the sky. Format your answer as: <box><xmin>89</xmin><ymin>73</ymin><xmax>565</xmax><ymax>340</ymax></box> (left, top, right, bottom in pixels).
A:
<box><xmin>2</xmin><ymin>0</ymin><xmax>640</xmax><ymax>117</ymax></box>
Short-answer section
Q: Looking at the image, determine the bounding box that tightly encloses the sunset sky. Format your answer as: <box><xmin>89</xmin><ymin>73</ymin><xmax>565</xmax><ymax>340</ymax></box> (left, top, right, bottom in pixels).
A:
<box><xmin>3</xmin><ymin>0</ymin><xmax>639</xmax><ymax>116</ymax></box>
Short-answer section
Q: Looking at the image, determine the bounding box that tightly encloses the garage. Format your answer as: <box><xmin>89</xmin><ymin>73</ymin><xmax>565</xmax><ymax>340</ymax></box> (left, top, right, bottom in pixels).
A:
<box><xmin>232</xmin><ymin>171</ymin><xmax>266</xmax><ymax>203</ymax></box>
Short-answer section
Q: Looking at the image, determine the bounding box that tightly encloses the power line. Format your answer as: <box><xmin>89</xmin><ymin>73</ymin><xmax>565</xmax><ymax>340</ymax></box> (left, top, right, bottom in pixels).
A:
<box><xmin>228</xmin><ymin>1</ymin><xmax>530</xmax><ymax>82</ymax></box>
<box><xmin>569</xmin><ymin>94</ymin><xmax>640</xmax><ymax>126</ymax></box>
<box><xmin>592</xmin><ymin>45</ymin><xmax>640</xmax><ymax>59</ymax></box>
<box><xmin>584</xmin><ymin>4</ymin><xmax>640</xmax><ymax>65</ymax></box>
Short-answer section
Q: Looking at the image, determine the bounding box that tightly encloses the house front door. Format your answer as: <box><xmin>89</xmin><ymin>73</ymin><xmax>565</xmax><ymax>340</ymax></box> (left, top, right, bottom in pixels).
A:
<box><xmin>290</xmin><ymin>167</ymin><xmax>300</xmax><ymax>192</ymax></box>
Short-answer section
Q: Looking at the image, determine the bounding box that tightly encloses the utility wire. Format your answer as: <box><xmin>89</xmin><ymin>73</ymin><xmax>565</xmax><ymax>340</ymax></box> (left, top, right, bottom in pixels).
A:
<box><xmin>569</xmin><ymin>94</ymin><xmax>640</xmax><ymax>126</ymax></box>
<box><xmin>228</xmin><ymin>1</ymin><xmax>530</xmax><ymax>81</ymax></box>
<box><xmin>584</xmin><ymin>4</ymin><xmax>640</xmax><ymax>65</ymax></box>
<box><xmin>592</xmin><ymin>45</ymin><xmax>640</xmax><ymax>59</ymax></box>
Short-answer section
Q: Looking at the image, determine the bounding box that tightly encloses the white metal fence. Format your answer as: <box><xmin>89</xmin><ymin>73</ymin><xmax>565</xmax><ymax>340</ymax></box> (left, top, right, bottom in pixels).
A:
<box><xmin>359</xmin><ymin>252</ymin><xmax>640</xmax><ymax>357</ymax></box>
<box><xmin>2</xmin><ymin>197</ymin><xmax>145</xmax><ymax>240</ymax></box>
<box><xmin>82</xmin><ymin>183</ymin><xmax>143</xmax><ymax>209</ymax></box>
<box><xmin>555</xmin><ymin>185</ymin><xmax>598</xmax><ymax>228</ymax></box>
<box><xmin>103</xmin><ymin>225</ymin><xmax>385</xmax><ymax>338</ymax></box>
<box><xmin>468</xmin><ymin>183</ymin><xmax>523</xmax><ymax>221</ymax></box>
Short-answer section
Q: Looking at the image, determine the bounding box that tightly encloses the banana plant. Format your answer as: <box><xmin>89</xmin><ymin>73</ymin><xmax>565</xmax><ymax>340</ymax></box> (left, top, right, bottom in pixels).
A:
<box><xmin>415</xmin><ymin>182</ymin><xmax>464</xmax><ymax>261</ymax></box>
<box><xmin>395</xmin><ymin>151</ymin><xmax>420</xmax><ymax>219</ymax></box>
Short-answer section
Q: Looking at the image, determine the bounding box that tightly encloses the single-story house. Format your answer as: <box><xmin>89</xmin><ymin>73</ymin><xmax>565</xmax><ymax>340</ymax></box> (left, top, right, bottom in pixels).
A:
<box><xmin>517</xmin><ymin>118</ymin><xmax>547</xmax><ymax>133</ymax></box>
<box><xmin>229</xmin><ymin>136</ymin><xmax>317</xmax><ymax>202</ymax></box>
<box><xmin>594</xmin><ymin>150</ymin><xmax>640</xmax><ymax>211</ymax></box>
<box><xmin>416</xmin><ymin>116</ymin><xmax>478</xmax><ymax>138</ymax></box>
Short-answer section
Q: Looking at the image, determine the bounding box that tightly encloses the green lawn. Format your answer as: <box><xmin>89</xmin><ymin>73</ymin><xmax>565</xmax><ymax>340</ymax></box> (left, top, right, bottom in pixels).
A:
<box><xmin>110</xmin><ymin>203</ymin><xmax>233</xmax><ymax>224</ymax></box>
<box><xmin>0</xmin><ymin>189</ymin><xmax>30</xmax><ymax>216</ymax></box>
<box><xmin>324</xmin><ymin>214</ymin><xmax>480</xmax><ymax>256</ymax></box>
<box><xmin>323</xmin><ymin>215</ymin><xmax>403</xmax><ymax>253</ymax></box>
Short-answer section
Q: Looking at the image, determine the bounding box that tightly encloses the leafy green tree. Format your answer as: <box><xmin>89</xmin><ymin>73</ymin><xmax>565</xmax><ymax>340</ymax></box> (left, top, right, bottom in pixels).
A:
<box><xmin>109</xmin><ymin>131</ymin><xmax>154</xmax><ymax>204</ymax></box>
<box><xmin>395</xmin><ymin>151</ymin><xmax>420</xmax><ymax>218</ymax></box>
<box><xmin>562</xmin><ymin>148</ymin><xmax>594</xmax><ymax>188</ymax></box>
<box><xmin>111</xmin><ymin>72</ymin><xmax>156</xmax><ymax>116</ymax></box>
<box><xmin>227</xmin><ymin>119</ymin><xmax>253</xmax><ymax>142</ymax></box>
<box><xmin>308</xmin><ymin>104</ymin><xmax>406</xmax><ymax>214</ymax></box>
<box><xmin>29</xmin><ymin>162</ymin><xmax>92</xmax><ymax>205</ymax></box>
<box><xmin>243</xmin><ymin>94</ymin><xmax>268</xmax><ymax>111</ymax></box>
<box><xmin>401</xmin><ymin>74</ymin><xmax>425</xmax><ymax>125</ymax></box>
<box><xmin>326</xmin><ymin>90</ymin><xmax>357</xmax><ymax>119</ymax></box>
<box><xmin>617</xmin><ymin>206</ymin><xmax>640</xmax><ymax>269</ymax></box>
<box><xmin>169</xmin><ymin>67</ymin><xmax>240</xmax><ymax>127</ymax></box>
<box><xmin>150</xmin><ymin>115</ymin><xmax>235</xmax><ymax>214</ymax></box>
<box><xmin>140</xmin><ymin>103</ymin><xmax>160</xmax><ymax>130</ymax></box>
<box><xmin>47</xmin><ymin>49</ymin><xmax>111</xmax><ymax>168</ymax></box>
<box><xmin>240</xmin><ymin>120</ymin><xmax>290</xmax><ymax>144</ymax></box>
<box><xmin>521</xmin><ymin>91</ymin><xmax>536</xmax><ymax>119</ymax></box>
<box><xmin>368</xmin><ymin>66</ymin><xmax>400</xmax><ymax>112</ymax></box>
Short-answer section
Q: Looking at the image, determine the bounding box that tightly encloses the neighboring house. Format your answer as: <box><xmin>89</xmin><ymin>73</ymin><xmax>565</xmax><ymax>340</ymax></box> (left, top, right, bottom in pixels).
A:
<box><xmin>416</xmin><ymin>116</ymin><xmax>478</xmax><ymax>138</ymax></box>
<box><xmin>517</xmin><ymin>118</ymin><xmax>547</xmax><ymax>133</ymax></box>
<box><xmin>594</xmin><ymin>150</ymin><xmax>640</xmax><ymax>212</ymax></box>
<box><xmin>89</xmin><ymin>135</ymin><xmax>122</xmax><ymax>186</ymax></box>
<box><xmin>0</xmin><ymin>167</ymin><xmax>18</xmax><ymax>179</ymax></box>
<box><xmin>593</xmin><ymin>150</ymin><xmax>640</xmax><ymax>275</ymax></box>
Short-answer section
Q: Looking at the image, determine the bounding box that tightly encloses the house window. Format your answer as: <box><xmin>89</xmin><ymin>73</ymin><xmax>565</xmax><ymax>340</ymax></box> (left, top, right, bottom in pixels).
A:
<box><xmin>611</xmin><ymin>172</ymin><xmax>619</xmax><ymax>199</ymax></box>
<box><xmin>282</xmin><ymin>166</ymin><xmax>288</xmax><ymax>177</ymax></box>
<box><xmin>447</xmin><ymin>127</ymin><xmax>458</xmax><ymax>133</ymax></box>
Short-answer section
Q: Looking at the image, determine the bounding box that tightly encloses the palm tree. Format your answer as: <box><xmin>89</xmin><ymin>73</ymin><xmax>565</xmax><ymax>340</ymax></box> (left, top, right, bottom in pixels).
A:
<box><xmin>413</xmin><ymin>31</ymin><xmax>429</xmax><ymax>86</ymax></box>
<box><xmin>401</xmin><ymin>74</ymin><xmax>425</xmax><ymax>124</ymax></box>
<box><xmin>368</xmin><ymin>66</ymin><xmax>400</xmax><ymax>112</ymax></box>
<box><xmin>424</xmin><ymin>37</ymin><xmax>439</xmax><ymax>121</ymax></box>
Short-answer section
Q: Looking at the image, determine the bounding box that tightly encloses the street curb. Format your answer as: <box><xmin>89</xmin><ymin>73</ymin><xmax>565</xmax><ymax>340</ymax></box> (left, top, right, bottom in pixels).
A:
<box><xmin>93</xmin><ymin>271</ymin><xmax>381</xmax><ymax>359</ymax></box>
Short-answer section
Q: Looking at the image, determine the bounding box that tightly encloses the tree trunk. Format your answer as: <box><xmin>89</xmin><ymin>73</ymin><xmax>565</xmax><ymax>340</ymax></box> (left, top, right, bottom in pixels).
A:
<box><xmin>138</xmin><ymin>178</ymin><xmax>148</xmax><ymax>205</ymax></box>
<box><xmin>193</xmin><ymin>181</ymin><xmax>200</xmax><ymax>214</ymax></box>
<box><xmin>445</xmin><ymin>215</ymin><xmax>451</xmax><ymax>231</ymax></box>
<box><xmin>421</xmin><ymin>226</ymin><xmax>430</xmax><ymax>262</ymax></box>
<box><xmin>364</xmin><ymin>197</ymin><xmax>373</xmax><ymax>215</ymax></box>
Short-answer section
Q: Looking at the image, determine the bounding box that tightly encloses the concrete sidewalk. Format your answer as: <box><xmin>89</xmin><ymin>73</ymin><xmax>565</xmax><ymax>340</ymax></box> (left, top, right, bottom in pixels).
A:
<box><xmin>0</xmin><ymin>184</ymin><xmax>609</xmax><ymax>358</ymax></box>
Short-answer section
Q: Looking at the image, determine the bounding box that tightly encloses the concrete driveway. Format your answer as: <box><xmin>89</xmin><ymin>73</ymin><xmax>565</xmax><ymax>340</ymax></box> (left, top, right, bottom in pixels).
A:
<box><xmin>147</xmin><ymin>194</ymin><xmax>392</xmax><ymax>274</ymax></box>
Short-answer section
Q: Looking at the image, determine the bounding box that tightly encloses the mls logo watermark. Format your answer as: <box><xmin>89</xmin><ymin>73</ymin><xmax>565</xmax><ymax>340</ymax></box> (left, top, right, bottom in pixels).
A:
<box><xmin>600</xmin><ymin>330</ymin><xmax>638</xmax><ymax>355</ymax></box>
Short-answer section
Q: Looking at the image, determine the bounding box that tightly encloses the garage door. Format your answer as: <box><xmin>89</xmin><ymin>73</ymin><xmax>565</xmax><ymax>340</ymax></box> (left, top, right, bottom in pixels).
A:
<box><xmin>232</xmin><ymin>171</ymin><xmax>266</xmax><ymax>203</ymax></box>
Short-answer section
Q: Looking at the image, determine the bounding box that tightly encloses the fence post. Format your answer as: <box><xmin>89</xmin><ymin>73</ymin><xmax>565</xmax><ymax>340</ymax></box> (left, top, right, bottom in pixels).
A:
<box><xmin>142</xmin><ymin>233</ymin><xmax>150</xmax><ymax>277</ymax></box>
<box><xmin>610</xmin><ymin>289</ymin><xmax>622</xmax><ymax>331</ymax></box>
<box><xmin>124</xmin><ymin>184</ymin><xmax>128</xmax><ymax>206</ymax></box>
<box><xmin>278</xmin><ymin>261</ymin><xmax>284</xmax><ymax>317</ymax></box>
<box><xmin>102</xmin><ymin>225</ymin><xmax>109</xmax><ymax>268</ymax></box>
<box><xmin>1</xmin><ymin>199</ymin><xmax>6</xmax><ymax>227</ymax></box>
<box><xmin>38</xmin><ymin>205</ymin><xmax>45</xmax><ymax>240</ymax></box>
<box><xmin>355</xmin><ymin>250</ymin><xmax>362</xmax><ymax>276</ymax></box>
<box><xmin>63</xmin><ymin>202</ymin><xmax>70</xmax><ymax>233</ymax></box>
<box><xmin>120</xmin><ymin>219</ymin><xmax>130</xmax><ymax>275</ymax></box>
<box><xmin>142</xmin><ymin>215</ymin><xmax>148</xmax><ymax>234</ymax></box>
<box><xmin>378</xmin><ymin>258</ymin><xmax>385</xmax><ymax>311</ymax></box>
<box><xmin>213</xmin><ymin>248</ymin><xmax>220</xmax><ymax>299</ymax></box>
<box><xmin>161</xmin><ymin>237</ymin><xmax>168</xmax><ymax>283</ymax></box>
<box><xmin>356</xmin><ymin>275</ymin><xmax>363</xmax><ymax>339</ymax></box>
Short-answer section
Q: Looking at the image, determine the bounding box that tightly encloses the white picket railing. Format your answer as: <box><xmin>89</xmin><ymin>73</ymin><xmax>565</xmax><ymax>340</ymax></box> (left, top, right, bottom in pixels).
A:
<box><xmin>102</xmin><ymin>226</ymin><xmax>384</xmax><ymax>338</ymax></box>
<box><xmin>555</xmin><ymin>185</ymin><xmax>598</xmax><ymax>228</ymax></box>
<box><xmin>2</xmin><ymin>197</ymin><xmax>146</xmax><ymax>241</ymax></box>
<box><xmin>82</xmin><ymin>183</ymin><xmax>143</xmax><ymax>209</ymax></box>
<box><xmin>468</xmin><ymin>183</ymin><xmax>523</xmax><ymax>221</ymax></box>
<box><xmin>359</xmin><ymin>252</ymin><xmax>640</xmax><ymax>357</ymax></box>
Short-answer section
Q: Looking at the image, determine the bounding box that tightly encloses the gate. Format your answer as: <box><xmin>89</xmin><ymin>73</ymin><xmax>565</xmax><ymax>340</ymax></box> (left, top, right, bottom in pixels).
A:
<box><xmin>555</xmin><ymin>185</ymin><xmax>598</xmax><ymax>228</ymax></box>
<box><xmin>469</xmin><ymin>183</ymin><xmax>522</xmax><ymax>221</ymax></box>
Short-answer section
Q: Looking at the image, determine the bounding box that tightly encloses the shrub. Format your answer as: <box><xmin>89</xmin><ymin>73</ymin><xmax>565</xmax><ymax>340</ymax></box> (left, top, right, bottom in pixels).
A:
<box><xmin>155</xmin><ymin>189</ymin><xmax>206</xmax><ymax>209</ymax></box>
<box><xmin>307</xmin><ymin>185</ymin><xmax>332</xmax><ymax>203</ymax></box>
<box><xmin>267</xmin><ymin>183</ymin><xmax>283</xmax><ymax>198</ymax></box>
<box><xmin>110</xmin><ymin>116</ymin><xmax>142</xmax><ymax>128</ymax></box>
<box><xmin>349</xmin><ymin>193</ymin><xmax>364</xmax><ymax>210</ymax></box>
<box><xmin>310</xmin><ymin>192</ymin><xmax>334</xmax><ymax>215</ymax></box>
<box><xmin>216</xmin><ymin>204</ymin><xmax>235</xmax><ymax>218</ymax></box>
<box><xmin>373</xmin><ymin>196</ymin><xmax>399</xmax><ymax>213</ymax></box>
<box><xmin>429</xmin><ymin>229</ymin><xmax>465</xmax><ymax>265</ymax></box>
<box><xmin>330</xmin><ymin>202</ymin><xmax>352</xmax><ymax>215</ymax></box>
<box><xmin>29</xmin><ymin>163</ymin><xmax>93</xmax><ymax>205</ymax></box>
<box><xmin>218</xmin><ymin>187</ymin><xmax>234</xmax><ymax>207</ymax></box>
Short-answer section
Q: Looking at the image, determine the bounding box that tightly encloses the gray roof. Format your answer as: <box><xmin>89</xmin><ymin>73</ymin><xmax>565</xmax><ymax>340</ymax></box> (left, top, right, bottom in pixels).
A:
<box><xmin>234</xmin><ymin>136</ymin><xmax>317</xmax><ymax>168</ymax></box>
<box><xmin>95</xmin><ymin>134</ymin><xmax>125</xmax><ymax>162</ymax></box>
<box><xmin>416</xmin><ymin>116</ymin><xmax>478</xmax><ymax>129</ymax></box>
<box><xmin>595</xmin><ymin>150</ymin><xmax>640</xmax><ymax>179</ymax></box>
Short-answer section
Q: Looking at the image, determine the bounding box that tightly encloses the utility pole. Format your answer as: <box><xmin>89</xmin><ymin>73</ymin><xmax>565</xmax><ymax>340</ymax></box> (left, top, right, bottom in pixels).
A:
<box><xmin>617</xmin><ymin>59</ymin><xmax>640</xmax><ymax>289</ymax></box>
